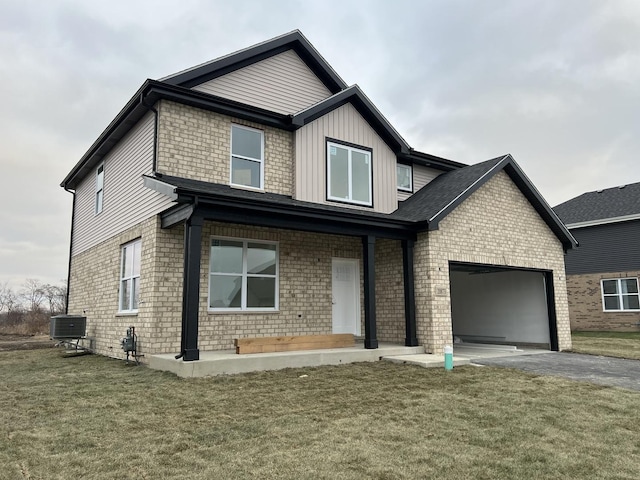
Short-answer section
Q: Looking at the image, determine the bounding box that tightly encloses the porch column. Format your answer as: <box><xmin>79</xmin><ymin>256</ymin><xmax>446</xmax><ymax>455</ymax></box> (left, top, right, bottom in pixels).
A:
<box><xmin>402</xmin><ymin>239</ymin><xmax>419</xmax><ymax>346</ymax></box>
<box><xmin>362</xmin><ymin>235</ymin><xmax>378</xmax><ymax>349</ymax></box>
<box><xmin>180</xmin><ymin>213</ymin><xmax>203</xmax><ymax>361</ymax></box>
<box><xmin>545</xmin><ymin>271</ymin><xmax>559</xmax><ymax>351</ymax></box>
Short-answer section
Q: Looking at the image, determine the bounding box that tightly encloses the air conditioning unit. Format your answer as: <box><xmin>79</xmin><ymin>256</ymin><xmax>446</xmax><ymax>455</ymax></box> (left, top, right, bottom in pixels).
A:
<box><xmin>50</xmin><ymin>315</ymin><xmax>87</xmax><ymax>340</ymax></box>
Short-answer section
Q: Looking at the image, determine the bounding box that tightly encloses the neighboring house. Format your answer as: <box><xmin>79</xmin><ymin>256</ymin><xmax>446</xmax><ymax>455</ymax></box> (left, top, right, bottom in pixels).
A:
<box><xmin>61</xmin><ymin>30</ymin><xmax>576</xmax><ymax>363</ymax></box>
<box><xmin>554</xmin><ymin>183</ymin><xmax>640</xmax><ymax>331</ymax></box>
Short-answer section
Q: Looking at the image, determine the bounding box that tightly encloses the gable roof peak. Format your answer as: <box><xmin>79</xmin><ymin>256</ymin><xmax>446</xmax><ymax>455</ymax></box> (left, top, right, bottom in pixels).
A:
<box><xmin>395</xmin><ymin>154</ymin><xmax>577</xmax><ymax>250</ymax></box>
<box><xmin>159</xmin><ymin>30</ymin><xmax>348</xmax><ymax>93</ymax></box>
<box><xmin>291</xmin><ymin>83</ymin><xmax>411</xmax><ymax>154</ymax></box>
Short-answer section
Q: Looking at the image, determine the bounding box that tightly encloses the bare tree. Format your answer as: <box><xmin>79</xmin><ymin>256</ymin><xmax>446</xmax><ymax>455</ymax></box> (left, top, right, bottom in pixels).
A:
<box><xmin>0</xmin><ymin>282</ymin><xmax>16</xmax><ymax>314</ymax></box>
<box><xmin>42</xmin><ymin>282</ymin><xmax>67</xmax><ymax>315</ymax></box>
<box><xmin>20</xmin><ymin>279</ymin><xmax>45</xmax><ymax>313</ymax></box>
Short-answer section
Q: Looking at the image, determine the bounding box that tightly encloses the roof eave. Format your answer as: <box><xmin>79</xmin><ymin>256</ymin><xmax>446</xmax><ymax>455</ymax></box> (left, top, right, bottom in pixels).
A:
<box><xmin>162</xmin><ymin>30</ymin><xmax>348</xmax><ymax>94</ymax></box>
<box><xmin>565</xmin><ymin>213</ymin><xmax>640</xmax><ymax>229</ymax></box>
<box><xmin>60</xmin><ymin>80</ymin><xmax>153</xmax><ymax>190</ymax></box>
<box><xmin>398</xmin><ymin>151</ymin><xmax>466</xmax><ymax>171</ymax></box>
<box><xmin>423</xmin><ymin>155</ymin><xmax>578</xmax><ymax>250</ymax></box>
<box><xmin>502</xmin><ymin>159</ymin><xmax>578</xmax><ymax>250</ymax></box>
<box><xmin>291</xmin><ymin>85</ymin><xmax>411</xmax><ymax>155</ymax></box>
<box><xmin>61</xmin><ymin>81</ymin><xmax>292</xmax><ymax>190</ymax></box>
<box><xmin>143</xmin><ymin>174</ymin><xmax>416</xmax><ymax>237</ymax></box>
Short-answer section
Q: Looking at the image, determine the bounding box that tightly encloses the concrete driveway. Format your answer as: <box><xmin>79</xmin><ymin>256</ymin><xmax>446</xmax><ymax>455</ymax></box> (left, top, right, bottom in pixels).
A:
<box><xmin>474</xmin><ymin>352</ymin><xmax>640</xmax><ymax>391</ymax></box>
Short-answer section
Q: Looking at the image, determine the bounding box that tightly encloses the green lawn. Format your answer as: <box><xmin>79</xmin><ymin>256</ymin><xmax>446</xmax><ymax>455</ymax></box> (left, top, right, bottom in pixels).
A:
<box><xmin>1</xmin><ymin>349</ymin><xmax>639</xmax><ymax>480</ymax></box>
<box><xmin>571</xmin><ymin>331</ymin><xmax>640</xmax><ymax>360</ymax></box>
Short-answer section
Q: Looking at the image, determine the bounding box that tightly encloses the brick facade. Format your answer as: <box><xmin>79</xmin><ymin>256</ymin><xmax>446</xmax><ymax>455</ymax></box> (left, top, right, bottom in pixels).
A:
<box><xmin>375</xmin><ymin>239</ymin><xmax>405</xmax><ymax>344</ymax></box>
<box><xmin>156</xmin><ymin>100</ymin><xmax>294</xmax><ymax>196</ymax></box>
<box><xmin>68</xmin><ymin>171</ymin><xmax>570</xmax><ymax>361</ymax></box>
<box><xmin>67</xmin><ymin>216</ymin><xmax>161</xmax><ymax>359</ymax></box>
<box><xmin>68</xmin><ymin>215</ymin><xmax>412</xmax><ymax>362</ymax></box>
<box><xmin>566</xmin><ymin>271</ymin><xmax>640</xmax><ymax>331</ymax></box>
<box><xmin>413</xmin><ymin>171</ymin><xmax>572</xmax><ymax>354</ymax></box>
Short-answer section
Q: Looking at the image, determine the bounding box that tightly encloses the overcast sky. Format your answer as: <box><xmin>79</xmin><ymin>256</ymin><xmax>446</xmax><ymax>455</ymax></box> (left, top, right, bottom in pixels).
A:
<box><xmin>1</xmin><ymin>0</ymin><xmax>639</xmax><ymax>290</ymax></box>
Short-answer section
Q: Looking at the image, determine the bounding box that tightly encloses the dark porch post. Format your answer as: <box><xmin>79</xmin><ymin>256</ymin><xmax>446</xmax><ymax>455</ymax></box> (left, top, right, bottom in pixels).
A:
<box><xmin>545</xmin><ymin>271</ymin><xmax>559</xmax><ymax>351</ymax></box>
<box><xmin>180</xmin><ymin>213</ymin><xmax>203</xmax><ymax>361</ymax></box>
<box><xmin>362</xmin><ymin>235</ymin><xmax>378</xmax><ymax>349</ymax></box>
<box><xmin>402</xmin><ymin>239</ymin><xmax>419</xmax><ymax>346</ymax></box>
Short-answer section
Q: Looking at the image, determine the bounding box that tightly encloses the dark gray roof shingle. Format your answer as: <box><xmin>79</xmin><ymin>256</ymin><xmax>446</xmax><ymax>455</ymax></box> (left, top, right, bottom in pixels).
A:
<box><xmin>394</xmin><ymin>156</ymin><xmax>506</xmax><ymax>222</ymax></box>
<box><xmin>553</xmin><ymin>182</ymin><xmax>640</xmax><ymax>225</ymax></box>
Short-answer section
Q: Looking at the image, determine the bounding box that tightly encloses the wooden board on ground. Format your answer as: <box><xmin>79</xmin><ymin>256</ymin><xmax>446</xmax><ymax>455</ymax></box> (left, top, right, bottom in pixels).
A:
<box><xmin>234</xmin><ymin>334</ymin><xmax>355</xmax><ymax>354</ymax></box>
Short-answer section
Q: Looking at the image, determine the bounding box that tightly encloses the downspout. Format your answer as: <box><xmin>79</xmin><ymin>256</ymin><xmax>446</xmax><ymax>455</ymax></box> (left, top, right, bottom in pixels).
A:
<box><xmin>63</xmin><ymin>186</ymin><xmax>76</xmax><ymax>314</ymax></box>
<box><xmin>140</xmin><ymin>93</ymin><xmax>159</xmax><ymax>174</ymax></box>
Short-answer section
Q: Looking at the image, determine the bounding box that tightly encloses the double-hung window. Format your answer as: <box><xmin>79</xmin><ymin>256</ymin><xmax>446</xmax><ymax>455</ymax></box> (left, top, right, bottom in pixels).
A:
<box><xmin>95</xmin><ymin>164</ymin><xmax>104</xmax><ymax>214</ymax></box>
<box><xmin>397</xmin><ymin>163</ymin><xmax>412</xmax><ymax>192</ymax></box>
<box><xmin>209</xmin><ymin>237</ymin><xmax>278</xmax><ymax>311</ymax></box>
<box><xmin>230</xmin><ymin>124</ymin><xmax>264</xmax><ymax>189</ymax></box>
<box><xmin>601</xmin><ymin>278</ymin><xmax>640</xmax><ymax>311</ymax></box>
<box><xmin>119</xmin><ymin>239</ymin><xmax>141</xmax><ymax>313</ymax></box>
<box><xmin>327</xmin><ymin>141</ymin><xmax>373</xmax><ymax>206</ymax></box>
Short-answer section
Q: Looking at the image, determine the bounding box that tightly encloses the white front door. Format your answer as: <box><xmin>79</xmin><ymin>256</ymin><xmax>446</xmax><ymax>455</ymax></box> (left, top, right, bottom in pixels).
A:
<box><xmin>332</xmin><ymin>258</ymin><xmax>361</xmax><ymax>335</ymax></box>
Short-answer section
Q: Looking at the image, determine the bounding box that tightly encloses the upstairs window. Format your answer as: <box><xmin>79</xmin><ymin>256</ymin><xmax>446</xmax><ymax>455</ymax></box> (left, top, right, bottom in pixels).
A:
<box><xmin>602</xmin><ymin>278</ymin><xmax>640</xmax><ymax>311</ymax></box>
<box><xmin>120</xmin><ymin>239</ymin><xmax>141</xmax><ymax>313</ymax></box>
<box><xmin>327</xmin><ymin>141</ymin><xmax>372</xmax><ymax>207</ymax></box>
<box><xmin>95</xmin><ymin>164</ymin><xmax>104</xmax><ymax>214</ymax></box>
<box><xmin>230</xmin><ymin>125</ymin><xmax>263</xmax><ymax>190</ymax></box>
<box><xmin>397</xmin><ymin>163</ymin><xmax>412</xmax><ymax>192</ymax></box>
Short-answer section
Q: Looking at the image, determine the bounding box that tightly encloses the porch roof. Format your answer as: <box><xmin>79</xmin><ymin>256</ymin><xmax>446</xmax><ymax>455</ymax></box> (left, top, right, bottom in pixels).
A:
<box><xmin>143</xmin><ymin>152</ymin><xmax>577</xmax><ymax>250</ymax></box>
<box><xmin>144</xmin><ymin>174</ymin><xmax>417</xmax><ymax>240</ymax></box>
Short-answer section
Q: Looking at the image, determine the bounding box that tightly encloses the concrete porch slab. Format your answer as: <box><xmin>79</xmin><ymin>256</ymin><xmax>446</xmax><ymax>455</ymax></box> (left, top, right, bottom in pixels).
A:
<box><xmin>149</xmin><ymin>343</ymin><xmax>425</xmax><ymax>378</ymax></box>
<box><xmin>454</xmin><ymin>344</ymin><xmax>552</xmax><ymax>361</ymax></box>
<box><xmin>383</xmin><ymin>344</ymin><xmax>552</xmax><ymax>370</ymax></box>
<box><xmin>383</xmin><ymin>354</ymin><xmax>471</xmax><ymax>368</ymax></box>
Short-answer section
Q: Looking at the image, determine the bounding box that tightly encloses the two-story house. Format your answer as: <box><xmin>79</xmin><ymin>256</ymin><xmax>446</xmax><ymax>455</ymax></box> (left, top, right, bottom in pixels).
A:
<box><xmin>61</xmin><ymin>31</ymin><xmax>576</xmax><ymax>369</ymax></box>
<box><xmin>554</xmin><ymin>183</ymin><xmax>640</xmax><ymax>331</ymax></box>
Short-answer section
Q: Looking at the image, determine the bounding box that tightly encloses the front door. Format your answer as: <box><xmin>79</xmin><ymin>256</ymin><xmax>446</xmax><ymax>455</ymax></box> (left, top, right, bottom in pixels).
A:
<box><xmin>332</xmin><ymin>258</ymin><xmax>361</xmax><ymax>335</ymax></box>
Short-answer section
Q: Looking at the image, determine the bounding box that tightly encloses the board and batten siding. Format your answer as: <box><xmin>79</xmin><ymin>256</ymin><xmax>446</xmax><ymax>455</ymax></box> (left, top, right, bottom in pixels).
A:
<box><xmin>72</xmin><ymin>112</ymin><xmax>174</xmax><ymax>256</ymax></box>
<box><xmin>295</xmin><ymin>103</ymin><xmax>398</xmax><ymax>214</ymax></box>
<box><xmin>564</xmin><ymin>220</ymin><xmax>640</xmax><ymax>275</ymax></box>
<box><xmin>397</xmin><ymin>164</ymin><xmax>442</xmax><ymax>201</ymax></box>
<box><xmin>192</xmin><ymin>50</ymin><xmax>332</xmax><ymax>115</ymax></box>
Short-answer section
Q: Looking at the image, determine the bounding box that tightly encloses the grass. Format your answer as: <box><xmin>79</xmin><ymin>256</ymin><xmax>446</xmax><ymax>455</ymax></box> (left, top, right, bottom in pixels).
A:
<box><xmin>571</xmin><ymin>331</ymin><xmax>640</xmax><ymax>360</ymax></box>
<box><xmin>1</xmin><ymin>350</ymin><xmax>640</xmax><ymax>480</ymax></box>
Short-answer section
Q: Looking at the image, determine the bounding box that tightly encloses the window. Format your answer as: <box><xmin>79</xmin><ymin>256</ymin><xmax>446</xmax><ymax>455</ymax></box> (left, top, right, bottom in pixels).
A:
<box><xmin>327</xmin><ymin>141</ymin><xmax>372</xmax><ymax>206</ymax></box>
<box><xmin>601</xmin><ymin>278</ymin><xmax>640</xmax><ymax>311</ymax></box>
<box><xmin>95</xmin><ymin>164</ymin><xmax>104</xmax><ymax>214</ymax></box>
<box><xmin>119</xmin><ymin>239</ymin><xmax>141</xmax><ymax>312</ymax></box>
<box><xmin>209</xmin><ymin>237</ymin><xmax>278</xmax><ymax>311</ymax></box>
<box><xmin>397</xmin><ymin>163</ymin><xmax>412</xmax><ymax>192</ymax></box>
<box><xmin>230</xmin><ymin>125</ymin><xmax>263</xmax><ymax>189</ymax></box>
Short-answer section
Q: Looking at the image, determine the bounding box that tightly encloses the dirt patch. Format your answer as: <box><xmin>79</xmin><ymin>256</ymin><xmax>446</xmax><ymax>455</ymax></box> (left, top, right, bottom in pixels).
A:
<box><xmin>0</xmin><ymin>334</ymin><xmax>56</xmax><ymax>352</ymax></box>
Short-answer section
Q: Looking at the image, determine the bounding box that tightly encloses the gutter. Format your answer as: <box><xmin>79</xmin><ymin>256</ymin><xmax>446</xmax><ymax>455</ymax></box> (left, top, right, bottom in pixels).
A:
<box><xmin>63</xmin><ymin>187</ymin><xmax>76</xmax><ymax>314</ymax></box>
<box><xmin>565</xmin><ymin>213</ymin><xmax>640</xmax><ymax>229</ymax></box>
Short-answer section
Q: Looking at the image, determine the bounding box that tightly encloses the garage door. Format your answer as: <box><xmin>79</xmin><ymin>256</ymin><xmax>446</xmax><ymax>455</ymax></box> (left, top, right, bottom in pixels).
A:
<box><xmin>449</xmin><ymin>262</ymin><xmax>557</xmax><ymax>349</ymax></box>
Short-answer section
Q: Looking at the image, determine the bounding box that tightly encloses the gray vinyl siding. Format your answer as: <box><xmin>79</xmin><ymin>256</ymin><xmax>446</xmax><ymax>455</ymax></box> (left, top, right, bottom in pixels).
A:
<box><xmin>72</xmin><ymin>112</ymin><xmax>174</xmax><ymax>256</ymax></box>
<box><xmin>398</xmin><ymin>164</ymin><xmax>441</xmax><ymax>201</ymax></box>
<box><xmin>564</xmin><ymin>220</ymin><xmax>640</xmax><ymax>274</ymax></box>
<box><xmin>294</xmin><ymin>103</ymin><xmax>397</xmax><ymax>214</ymax></box>
<box><xmin>192</xmin><ymin>50</ymin><xmax>332</xmax><ymax>114</ymax></box>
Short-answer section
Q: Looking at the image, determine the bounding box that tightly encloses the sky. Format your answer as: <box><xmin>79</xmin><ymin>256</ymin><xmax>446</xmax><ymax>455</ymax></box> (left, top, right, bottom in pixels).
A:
<box><xmin>0</xmin><ymin>0</ymin><xmax>639</xmax><ymax>290</ymax></box>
